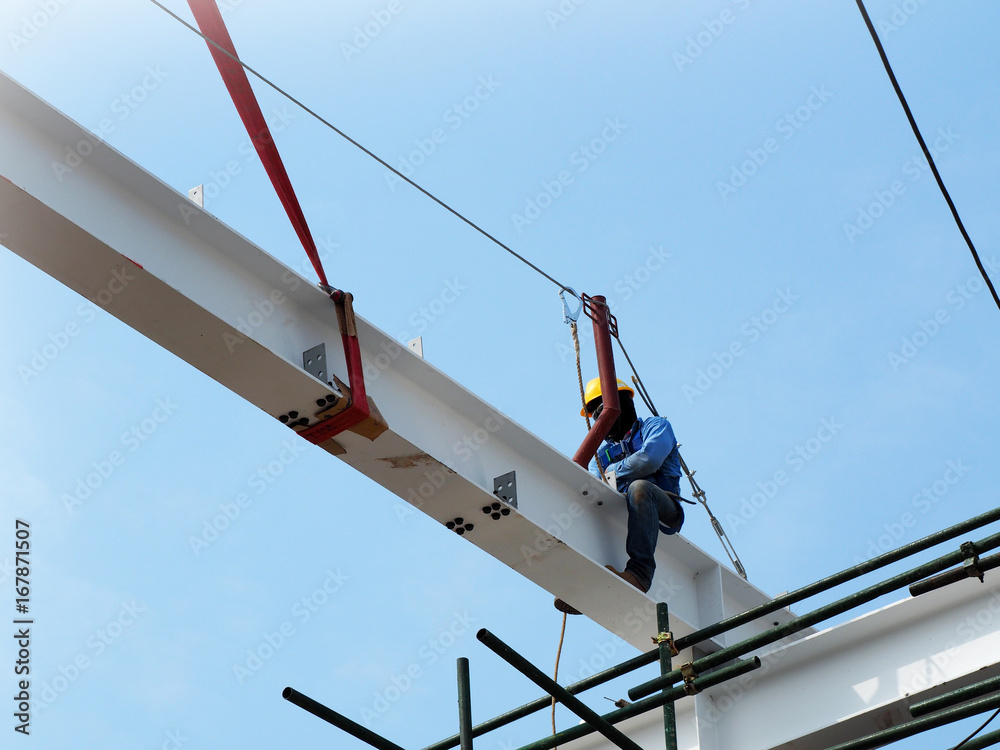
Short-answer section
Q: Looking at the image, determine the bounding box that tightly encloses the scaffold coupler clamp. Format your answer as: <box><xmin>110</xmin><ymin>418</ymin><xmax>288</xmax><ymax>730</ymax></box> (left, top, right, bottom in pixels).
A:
<box><xmin>652</xmin><ymin>631</ymin><xmax>679</xmax><ymax>657</ymax></box>
<box><xmin>680</xmin><ymin>662</ymin><xmax>699</xmax><ymax>696</ymax></box>
<box><xmin>961</xmin><ymin>541</ymin><xmax>985</xmax><ymax>582</ymax></box>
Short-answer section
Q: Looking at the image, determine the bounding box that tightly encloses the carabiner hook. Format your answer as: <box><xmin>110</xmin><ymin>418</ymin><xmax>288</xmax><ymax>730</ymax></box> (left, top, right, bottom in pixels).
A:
<box><xmin>559</xmin><ymin>287</ymin><xmax>583</xmax><ymax>324</ymax></box>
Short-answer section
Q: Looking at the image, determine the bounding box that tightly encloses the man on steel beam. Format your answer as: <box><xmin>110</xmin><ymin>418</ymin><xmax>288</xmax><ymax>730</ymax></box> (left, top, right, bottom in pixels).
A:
<box><xmin>556</xmin><ymin>378</ymin><xmax>690</xmax><ymax>615</ymax></box>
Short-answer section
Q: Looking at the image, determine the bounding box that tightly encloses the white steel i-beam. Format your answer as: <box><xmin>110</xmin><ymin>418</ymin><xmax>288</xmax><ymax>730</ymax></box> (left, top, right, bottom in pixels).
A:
<box><xmin>0</xmin><ymin>72</ymin><xmax>791</xmax><ymax>659</ymax></box>
<box><xmin>568</xmin><ymin>578</ymin><xmax>1000</xmax><ymax>750</ymax></box>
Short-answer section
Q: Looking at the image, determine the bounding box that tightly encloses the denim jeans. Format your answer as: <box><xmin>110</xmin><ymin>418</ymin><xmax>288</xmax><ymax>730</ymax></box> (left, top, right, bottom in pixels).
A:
<box><xmin>624</xmin><ymin>478</ymin><xmax>682</xmax><ymax>590</ymax></box>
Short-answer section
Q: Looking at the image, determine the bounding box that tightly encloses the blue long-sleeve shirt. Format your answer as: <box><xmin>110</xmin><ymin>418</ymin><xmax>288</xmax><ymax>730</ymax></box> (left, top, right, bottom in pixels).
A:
<box><xmin>589</xmin><ymin>417</ymin><xmax>681</xmax><ymax>495</ymax></box>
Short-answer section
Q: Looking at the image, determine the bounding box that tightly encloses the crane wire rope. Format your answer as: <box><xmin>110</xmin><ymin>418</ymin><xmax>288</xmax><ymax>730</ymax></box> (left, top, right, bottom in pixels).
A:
<box><xmin>854</xmin><ymin>0</ymin><xmax>1000</xmax><ymax>314</ymax></box>
<box><xmin>616</xmin><ymin>335</ymin><xmax>749</xmax><ymax>580</ymax></box>
<box><xmin>952</xmin><ymin>708</ymin><xmax>1000</xmax><ymax>750</ymax></box>
<box><xmin>146</xmin><ymin>0</ymin><xmax>574</xmax><ymax>295</ymax></box>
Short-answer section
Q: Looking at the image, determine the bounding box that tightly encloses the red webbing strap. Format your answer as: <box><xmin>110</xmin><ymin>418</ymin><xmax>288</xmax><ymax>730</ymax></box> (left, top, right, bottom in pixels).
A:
<box><xmin>187</xmin><ymin>0</ymin><xmax>329</xmax><ymax>287</ymax></box>
<box><xmin>297</xmin><ymin>293</ymin><xmax>371</xmax><ymax>444</ymax></box>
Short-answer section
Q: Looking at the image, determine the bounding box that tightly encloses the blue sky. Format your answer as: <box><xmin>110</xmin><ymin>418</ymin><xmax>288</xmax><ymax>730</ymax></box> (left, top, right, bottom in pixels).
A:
<box><xmin>1</xmin><ymin>0</ymin><xmax>999</xmax><ymax>747</ymax></box>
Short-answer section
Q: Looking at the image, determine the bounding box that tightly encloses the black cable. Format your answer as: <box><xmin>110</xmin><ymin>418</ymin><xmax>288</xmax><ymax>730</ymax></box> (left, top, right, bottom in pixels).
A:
<box><xmin>613</xmin><ymin>335</ymin><xmax>658</xmax><ymax>415</ymax></box>
<box><xmin>952</xmin><ymin>707</ymin><xmax>1000</xmax><ymax>750</ymax></box>
<box><xmin>146</xmin><ymin>0</ymin><xmax>574</xmax><ymax>293</ymax></box>
<box><xmin>854</xmin><ymin>0</ymin><xmax>1000</xmax><ymax>313</ymax></box>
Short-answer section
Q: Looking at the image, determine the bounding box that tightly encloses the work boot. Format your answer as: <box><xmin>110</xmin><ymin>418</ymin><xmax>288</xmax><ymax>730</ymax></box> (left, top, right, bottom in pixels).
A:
<box><xmin>553</xmin><ymin>597</ymin><xmax>582</xmax><ymax>616</ymax></box>
<box><xmin>606</xmin><ymin>565</ymin><xmax>650</xmax><ymax>593</ymax></box>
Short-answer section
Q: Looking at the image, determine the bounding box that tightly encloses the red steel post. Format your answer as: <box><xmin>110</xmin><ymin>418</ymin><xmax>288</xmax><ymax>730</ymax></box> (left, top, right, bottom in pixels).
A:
<box><xmin>572</xmin><ymin>295</ymin><xmax>620</xmax><ymax>467</ymax></box>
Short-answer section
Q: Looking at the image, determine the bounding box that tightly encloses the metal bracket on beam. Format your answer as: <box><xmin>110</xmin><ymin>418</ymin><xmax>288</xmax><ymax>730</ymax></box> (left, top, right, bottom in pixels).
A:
<box><xmin>302</xmin><ymin>343</ymin><xmax>330</xmax><ymax>383</ymax></box>
<box><xmin>493</xmin><ymin>472</ymin><xmax>517</xmax><ymax>510</ymax></box>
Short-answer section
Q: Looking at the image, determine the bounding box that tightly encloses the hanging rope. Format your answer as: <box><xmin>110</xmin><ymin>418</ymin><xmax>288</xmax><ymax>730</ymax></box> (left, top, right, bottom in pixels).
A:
<box><xmin>551</xmin><ymin>612</ymin><xmax>567</xmax><ymax>746</ymax></box>
<box><xmin>571</xmin><ymin>320</ymin><xmax>592</xmax><ymax>432</ymax></box>
<box><xmin>546</xmin><ymin>298</ymin><xmax>599</xmax><ymax>743</ymax></box>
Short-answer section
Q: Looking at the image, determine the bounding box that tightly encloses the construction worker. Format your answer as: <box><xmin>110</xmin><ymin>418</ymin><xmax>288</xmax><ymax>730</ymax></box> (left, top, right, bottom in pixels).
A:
<box><xmin>556</xmin><ymin>378</ymin><xmax>688</xmax><ymax>615</ymax></box>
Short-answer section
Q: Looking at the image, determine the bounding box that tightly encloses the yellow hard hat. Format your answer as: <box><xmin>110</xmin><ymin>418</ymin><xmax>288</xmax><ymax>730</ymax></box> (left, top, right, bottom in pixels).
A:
<box><xmin>580</xmin><ymin>377</ymin><xmax>634</xmax><ymax>416</ymax></box>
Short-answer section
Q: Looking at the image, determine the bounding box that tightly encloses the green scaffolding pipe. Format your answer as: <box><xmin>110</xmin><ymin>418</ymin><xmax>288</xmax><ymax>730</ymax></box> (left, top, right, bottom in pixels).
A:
<box><xmin>476</xmin><ymin>629</ymin><xmax>642</xmax><ymax>750</ymax></box>
<box><xmin>513</xmin><ymin>657</ymin><xmax>761</xmax><ymax>750</ymax></box>
<box><xmin>674</xmin><ymin>506</ymin><xmax>1000</xmax><ymax>653</ymax></box>
<box><xmin>419</xmin><ymin>647</ymin><xmax>658</xmax><ymax>750</ymax></box>
<box><xmin>909</xmin><ymin>551</ymin><xmax>1000</xmax><ymax>597</ymax></box>
<box><xmin>630</xmin><ymin>531</ymin><xmax>1000</xmax><ymax>701</ymax></box>
<box><xmin>457</xmin><ymin>658</ymin><xmax>473</xmax><ymax>750</ymax></box>
<box><xmin>825</xmin><ymin>692</ymin><xmax>1000</xmax><ymax>750</ymax></box>
<box><xmin>961</xmin><ymin>725</ymin><xmax>1000</xmax><ymax>750</ymax></box>
<box><xmin>657</xmin><ymin>602</ymin><xmax>678</xmax><ymax>750</ymax></box>
<box><xmin>910</xmin><ymin>673</ymin><xmax>1000</xmax><ymax>717</ymax></box>
<box><xmin>282</xmin><ymin>687</ymin><xmax>406</xmax><ymax>750</ymax></box>
<box><xmin>423</xmin><ymin>507</ymin><xmax>1000</xmax><ymax>750</ymax></box>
